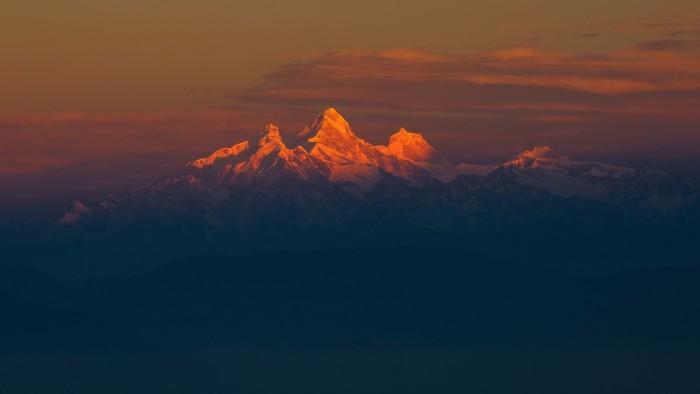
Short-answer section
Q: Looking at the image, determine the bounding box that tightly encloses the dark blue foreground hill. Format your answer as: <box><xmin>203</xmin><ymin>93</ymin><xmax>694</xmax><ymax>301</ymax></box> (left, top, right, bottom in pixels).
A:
<box><xmin>2</xmin><ymin>248</ymin><xmax>699</xmax><ymax>349</ymax></box>
<box><xmin>2</xmin><ymin>248</ymin><xmax>700</xmax><ymax>393</ymax></box>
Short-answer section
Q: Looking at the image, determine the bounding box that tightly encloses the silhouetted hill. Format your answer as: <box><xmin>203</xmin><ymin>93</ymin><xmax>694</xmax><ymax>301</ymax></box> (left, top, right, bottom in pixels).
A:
<box><xmin>2</xmin><ymin>248</ymin><xmax>699</xmax><ymax>350</ymax></box>
<box><xmin>1</xmin><ymin>248</ymin><xmax>700</xmax><ymax>393</ymax></box>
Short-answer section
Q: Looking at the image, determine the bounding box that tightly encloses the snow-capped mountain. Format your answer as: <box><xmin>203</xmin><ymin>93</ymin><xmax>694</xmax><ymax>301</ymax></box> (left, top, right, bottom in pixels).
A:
<box><xmin>60</xmin><ymin>108</ymin><xmax>698</xmax><ymax>246</ymax></box>
<box><xmin>184</xmin><ymin>108</ymin><xmax>469</xmax><ymax>188</ymax></box>
<box><xmin>178</xmin><ymin>108</ymin><xmax>638</xmax><ymax>193</ymax></box>
<box><xmin>500</xmin><ymin>147</ymin><xmax>637</xmax><ymax>199</ymax></box>
<box><xmin>503</xmin><ymin>146</ymin><xmax>634</xmax><ymax>178</ymax></box>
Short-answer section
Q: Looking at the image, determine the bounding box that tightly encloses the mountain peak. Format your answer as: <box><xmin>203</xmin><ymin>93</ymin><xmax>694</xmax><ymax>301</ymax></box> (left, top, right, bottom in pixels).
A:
<box><xmin>503</xmin><ymin>146</ymin><xmax>635</xmax><ymax>181</ymax></box>
<box><xmin>299</xmin><ymin>108</ymin><xmax>354</xmax><ymax>139</ymax></box>
<box><xmin>523</xmin><ymin>146</ymin><xmax>565</xmax><ymax>160</ymax></box>
<box><xmin>257</xmin><ymin>124</ymin><xmax>285</xmax><ymax>148</ymax></box>
<box><xmin>295</xmin><ymin>108</ymin><xmax>370</xmax><ymax>163</ymax></box>
<box><xmin>261</xmin><ymin>123</ymin><xmax>281</xmax><ymax>136</ymax></box>
<box><xmin>388</xmin><ymin>128</ymin><xmax>436</xmax><ymax>162</ymax></box>
<box><xmin>321</xmin><ymin>107</ymin><xmax>341</xmax><ymax>118</ymax></box>
<box><xmin>504</xmin><ymin>146</ymin><xmax>568</xmax><ymax>170</ymax></box>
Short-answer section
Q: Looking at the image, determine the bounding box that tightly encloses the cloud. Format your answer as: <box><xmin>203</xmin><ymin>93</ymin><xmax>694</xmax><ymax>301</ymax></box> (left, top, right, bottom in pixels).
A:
<box><xmin>618</xmin><ymin>13</ymin><xmax>700</xmax><ymax>37</ymax></box>
<box><xmin>635</xmin><ymin>39</ymin><xmax>700</xmax><ymax>52</ymax></box>
<box><xmin>239</xmin><ymin>45</ymin><xmax>700</xmax><ymax>115</ymax></box>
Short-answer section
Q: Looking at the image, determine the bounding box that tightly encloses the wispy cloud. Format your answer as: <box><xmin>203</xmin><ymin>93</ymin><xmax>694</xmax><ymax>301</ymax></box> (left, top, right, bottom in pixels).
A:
<box><xmin>617</xmin><ymin>12</ymin><xmax>700</xmax><ymax>37</ymax></box>
<box><xmin>634</xmin><ymin>39</ymin><xmax>700</xmax><ymax>52</ymax></box>
<box><xmin>238</xmin><ymin>44</ymin><xmax>700</xmax><ymax>116</ymax></box>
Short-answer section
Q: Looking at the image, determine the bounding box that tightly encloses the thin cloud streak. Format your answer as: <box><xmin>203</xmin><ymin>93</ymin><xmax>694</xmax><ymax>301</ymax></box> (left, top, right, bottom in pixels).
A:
<box><xmin>617</xmin><ymin>12</ymin><xmax>700</xmax><ymax>36</ymax></box>
<box><xmin>239</xmin><ymin>45</ymin><xmax>700</xmax><ymax>120</ymax></box>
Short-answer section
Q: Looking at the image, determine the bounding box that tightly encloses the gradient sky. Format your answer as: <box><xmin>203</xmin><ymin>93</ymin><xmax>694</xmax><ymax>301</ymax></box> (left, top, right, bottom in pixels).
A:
<box><xmin>1</xmin><ymin>0</ymin><xmax>699</xmax><ymax>206</ymax></box>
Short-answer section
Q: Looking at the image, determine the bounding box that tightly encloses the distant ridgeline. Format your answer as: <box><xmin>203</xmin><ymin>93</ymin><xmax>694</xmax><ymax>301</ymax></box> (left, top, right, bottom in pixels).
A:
<box><xmin>49</xmin><ymin>108</ymin><xmax>699</xmax><ymax>276</ymax></box>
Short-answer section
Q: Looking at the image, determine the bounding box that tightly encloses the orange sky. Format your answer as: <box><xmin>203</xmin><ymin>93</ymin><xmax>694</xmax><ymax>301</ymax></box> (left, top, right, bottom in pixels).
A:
<box><xmin>1</xmin><ymin>1</ymin><xmax>699</xmax><ymax>205</ymax></box>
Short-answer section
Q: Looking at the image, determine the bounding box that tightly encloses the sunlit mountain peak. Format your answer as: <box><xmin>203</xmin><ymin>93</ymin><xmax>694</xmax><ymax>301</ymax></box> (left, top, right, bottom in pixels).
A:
<box><xmin>525</xmin><ymin>146</ymin><xmax>564</xmax><ymax>159</ymax></box>
<box><xmin>387</xmin><ymin>128</ymin><xmax>436</xmax><ymax>162</ymax></box>
<box><xmin>182</xmin><ymin>109</ymin><xmax>638</xmax><ymax>197</ymax></box>
<box><xmin>258</xmin><ymin>124</ymin><xmax>284</xmax><ymax>147</ymax></box>
<box><xmin>299</xmin><ymin>108</ymin><xmax>357</xmax><ymax>140</ymax></box>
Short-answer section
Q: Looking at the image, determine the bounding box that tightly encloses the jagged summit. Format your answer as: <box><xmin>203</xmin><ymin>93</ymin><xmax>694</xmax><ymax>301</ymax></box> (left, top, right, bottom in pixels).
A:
<box><xmin>263</xmin><ymin>123</ymin><xmax>280</xmax><ymax>134</ymax></box>
<box><xmin>319</xmin><ymin>107</ymin><xmax>344</xmax><ymax>122</ymax></box>
<box><xmin>258</xmin><ymin>124</ymin><xmax>284</xmax><ymax>146</ymax></box>
<box><xmin>298</xmin><ymin>108</ymin><xmax>354</xmax><ymax>139</ymax></box>
<box><xmin>387</xmin><ymin>128</ymin><xmax>436</xmax><ymax>162</ymax></box>
<box><xmin>505</xmin><ymin>147</ymin><xmax>566</xmax><ymax>169</ymax></box>
<box><xmin>184</xmin><ymin>109</ymin><xmax>636</xmax><ymax>192</ymax></box>
<box><xmin>323</xmin><ymin>107</ymin><xmax>340</xmax><ymax>116</ymax></box>
<box><xmin>298</xmin><ymin>108</ymin><xmax>370</xmax><ymax>163</ymax></box>
<box><xmin>186</xmin><ymin>108</ymin><xmax>472</xmax><ymax>184</ymax></box>
<box><xmin>504</xmin><ymin>146</ymin><xmax>634</xmax><ymax>178</ymax></box>
<box><xmin>523</xmin><ymin>146</ymin><xmax>564</xmax><ymax>159</ymax></box>
<box><xmin>502</xmin><ymin>146</ymin><xmax>635</xmax><ymax>199</ymax></box>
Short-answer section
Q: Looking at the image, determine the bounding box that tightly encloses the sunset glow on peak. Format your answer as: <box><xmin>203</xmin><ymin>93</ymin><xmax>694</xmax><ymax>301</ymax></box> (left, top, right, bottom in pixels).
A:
<box><xmin>387</xmin><ymin>128</ymin><xmax>436</xmax><ymax>162</ymax></box>
<box><xmin>258</xmin><ymin>124</ymin><xmax>284</xmax><ymax>147</ymax></box>
<box><xmin>520</xmin><ymin>147</ymin><xmax>564</xmax><ymax>160</ymax></box>
<box><xmin>321</xmin><ymin>108</ymin><xmax>341</xmax><ymax>117</ymax></box>
<box><xmin>304</xmin><ymin>108</ymin><xmax>355</xmax><ymax>137</ymax></box>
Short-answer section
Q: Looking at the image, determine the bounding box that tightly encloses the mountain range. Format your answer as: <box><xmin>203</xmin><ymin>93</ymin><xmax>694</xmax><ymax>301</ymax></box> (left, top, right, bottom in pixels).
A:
<box><xmin>54</xmin><ymin>108</ymin><xmax>699</xmax><ymax>272</ymax></box>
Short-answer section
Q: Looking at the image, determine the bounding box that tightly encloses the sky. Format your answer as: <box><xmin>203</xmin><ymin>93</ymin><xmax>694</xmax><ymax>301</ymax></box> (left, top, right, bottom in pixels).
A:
<box><xmin>1</xmin><ymin>0</ymin><xmax>700</xmax><ymax>206</ymax></box>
